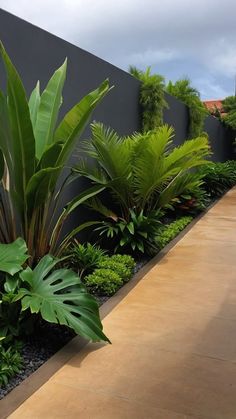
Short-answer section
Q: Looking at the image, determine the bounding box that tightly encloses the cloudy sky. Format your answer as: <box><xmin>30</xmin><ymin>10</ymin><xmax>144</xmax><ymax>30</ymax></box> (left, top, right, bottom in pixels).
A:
<box><xmin>1</xmin><ymin>0</ymin><xmax>236</xmax><ymax>99</ymax></box>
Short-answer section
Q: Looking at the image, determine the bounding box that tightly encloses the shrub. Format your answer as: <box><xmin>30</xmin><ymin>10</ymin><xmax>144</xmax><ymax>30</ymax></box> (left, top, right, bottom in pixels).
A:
<box><xmin>199</xmin><ymin>161</ymin><xmax>236</xmax><ymax>198</ymax></box>
<box><xmin>156</xmin><ymin>216</ymin><xmax>193</xmax><ymax>249</ymax></box>
<box><xmin>166</xmin><ymin>78</ymin><xmax>208</xmax><ymax>138</ymax></box>
<box><xmin>110</xmin><ymin>254</ymin><xmax>136</xmax><ymax>271</ymax></box>
<box><xmin>0</xmin><ymin>344</ymin><xmax>23</xmax><ymax>387</ymax></box>
<box><xmin>67</xmin><ymin>242</ymin><xmax>107</xmax><ymax>277</ymax></box>
<box><xmin>171</xmin><ymin>186</ymin><xmax>210</xmax><ymax>215</ymax></box>
<box><xmin>98</xmin><ymin>259</ymin><xmax>132</xmax><ymax>282</ymax></box>
<box><xmin>95</xmin><ymin>209</ymin><xmax>162</xmax><ymax>255</ymax></box>
<box><xmin>84</xmin><ymin>269</ymin><xmax>123</xmax><ymax>296</ymax></box>
<box><xmin>129</xmin><ymin>66</ymin><xmax>168</xmax><ymax>131</ymax></box>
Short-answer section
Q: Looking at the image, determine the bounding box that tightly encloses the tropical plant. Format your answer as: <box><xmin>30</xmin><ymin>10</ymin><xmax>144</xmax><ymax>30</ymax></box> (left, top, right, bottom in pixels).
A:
<box><xmin>0</xmin><ymin>239</ymin><xmax>109</xmax><ymax>343</ymax></box>
<box><xmin>74</xmin><ymin>123</ymin><xmax>210</xmax><ymax>252</ymax></box>
<box><xmin>95</xmin><ymin>208</ymin><xmax>162</xmax><ymax>255</ymax></box>
<box><xmin>0</xmin><ymin>42</ymin><xmax>110</xmax><ymax>265</ymax></box>
<box><xmin>166</xmin><ymin>78</ymin><xmax>208</xmax><ymax>138</ymax></box>
<box><xmin>155</xmin><ymin>216</ymin><xmax>193</xmax><ymax>249</ymax></box>
<box><xmin>84</xmin><ymin>269</ymin><xmax>123</xmax><ymax>296</ymax></box>
<box><xmin>97</xmin><ymin>259</ymin><xmax>132</xmax><ymax>282</ymax></box>
<box><xmin>129</xmin><ymin>66</ymin><xmax>168</xmax><ymax>131</ymax></box>
<box><xmin>0</xmin><ymin>343</ymin><xmax>23</xmax><ymax>387</ymax></box>
<box><xmin>172</xmin><ymin>187</ymin><xmax>210</xmax><ymax>214</ymax></box>
<box><xmin>66</xmin><ymin>241</ymin><xmax>107</xmax><ymax>278</ymax></box>
<box><xmin>222</xmin><ymin>96</ymin><xmax>236</xmax><ymax>129</ymax></box>
<box><xmin>199</xmin><ymin>160</ymin><xmax>236</xmax><ymax>197</ymax></box>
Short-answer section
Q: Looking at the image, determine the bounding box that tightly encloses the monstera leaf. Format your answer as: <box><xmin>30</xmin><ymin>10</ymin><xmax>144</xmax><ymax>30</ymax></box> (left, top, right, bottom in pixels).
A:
<box><xmin>16</xmin><ymin>255</ymin><xmax>110</xmax><ymax>343</ymax></box>
<box><xmin>0</xmin><ymin>238</ymin><xmax>28</xmax><ymax>276</ymax></box>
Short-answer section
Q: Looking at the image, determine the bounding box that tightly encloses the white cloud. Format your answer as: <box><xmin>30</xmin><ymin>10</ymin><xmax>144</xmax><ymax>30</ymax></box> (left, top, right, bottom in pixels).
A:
<box><xmin>128</xmin><ymin>48</ymin><xmax>179</xmax><ymax>67</ymax></box>
<box><xmin>1</xmin><ymin>0</ymin><xmax>236</xmax><ymax>97</ymax></box>
<box><xmin>194</xmin><ymin>76</ymin><xmax>229</xmax><ymax>100</ymax></box>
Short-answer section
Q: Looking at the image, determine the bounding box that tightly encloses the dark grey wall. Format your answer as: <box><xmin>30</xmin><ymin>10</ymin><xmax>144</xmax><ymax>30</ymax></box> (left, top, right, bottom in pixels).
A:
<box><xmin>0</xmin><ymin>8</ymin><xmax>234</xmax><ymax>242</ymax></box>
<box><xmin>163</xmin><ymin>92</ymin><xmax>234</xmax><ymax>161</ymax></box>
<box><xmin>163</xmin><ymin>92</ymin><xmax>189</xmax><ymax>146</ymax></box>
<box><xmin>0</xmin><ymin>8</ymin><xmax>140</xmax><ymax>137</ymax></box>
<box><xmin>204</xmin><ymin>116</ymin><xmax>234</xmax><ymax>162</ymax></box>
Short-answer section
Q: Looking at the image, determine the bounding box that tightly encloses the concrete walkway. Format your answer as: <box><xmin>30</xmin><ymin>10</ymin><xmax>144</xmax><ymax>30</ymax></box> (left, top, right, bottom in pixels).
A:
<box><xmin>8</xmin><ymin>189</ymin><xmax>236</xmax><ymax>418</ymax></box>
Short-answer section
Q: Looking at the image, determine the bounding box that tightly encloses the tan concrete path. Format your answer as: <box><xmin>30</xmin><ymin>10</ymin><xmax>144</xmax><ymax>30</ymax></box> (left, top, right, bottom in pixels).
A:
<box><xmin>8</xmin><ymin>188</ymin><xmax>236</xmax><ymax>419</ymax></box>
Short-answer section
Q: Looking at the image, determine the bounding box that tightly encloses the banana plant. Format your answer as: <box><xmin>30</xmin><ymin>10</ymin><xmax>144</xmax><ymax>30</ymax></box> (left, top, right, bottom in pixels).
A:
<box><xmin>0</xmin><ymin>42</ymin><xmax>111</xmax><ymax>264</ymax></box>
<box><xmin>0</xmin><ymin>238</ymin><xmax>109</xmax><ymax>343</ymax></box>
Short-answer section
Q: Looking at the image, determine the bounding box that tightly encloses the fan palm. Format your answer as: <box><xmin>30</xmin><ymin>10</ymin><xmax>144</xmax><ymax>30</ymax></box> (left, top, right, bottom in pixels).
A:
<box><xmin>75</xmin><ymin>123</ymin><xmax>210</xmax><ymax>221</ymax></box>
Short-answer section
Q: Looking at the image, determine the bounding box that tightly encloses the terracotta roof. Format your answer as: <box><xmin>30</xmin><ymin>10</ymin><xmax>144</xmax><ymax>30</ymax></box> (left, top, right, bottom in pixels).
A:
<box><xmin>203</xmin><ymin>99</ymin><xmax>224</xmax><ymax>112</ymax></box>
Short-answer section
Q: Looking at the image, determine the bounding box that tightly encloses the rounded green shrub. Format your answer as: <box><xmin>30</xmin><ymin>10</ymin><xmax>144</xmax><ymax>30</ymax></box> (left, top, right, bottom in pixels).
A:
<box><xmin>110</xmin><ymin>254</ymin><xmax>135</xmax><ymax>272</ymax></box>
<box><xmin>84</xmin><ymin>269</ymin><xmax>123</xmax><ymax>296</ymax></box>
<box><xmin>98</xmin><ymin>259</ymin><xmax>132</xmax><ymax>282</ymax></box>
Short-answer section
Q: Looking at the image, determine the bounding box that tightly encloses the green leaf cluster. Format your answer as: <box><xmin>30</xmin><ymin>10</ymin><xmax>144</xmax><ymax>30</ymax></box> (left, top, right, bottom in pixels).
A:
<box><xmin>0</xmin><ymin>42</ymin><xmax>110</xmax><ymax>264</ymax></box>
<box><xmin>83</xmin><ymin>252</ymin><xmax>135</xmax><ymax>296</ymax></box>
<box><xmin>156</xmin><ymin>216</ymin><xmax>193</xmax><ymax>249</ymax></box>
<box><xmin>109</xmin><ymin>254</ymin><xmax>136</xmax><ymax>271</ymax></box>
<box><xmin>97</xmin><ymin>259</ymin><xmax>132</xmax><ymax>282</ymax></box>
<box><xmin>129</xmin><ymin>66</ymin><xmax>168</xmax><ymax>131</ymax></box>
<box><xmin>166</xmin><ymin>78</ymin><xmax>208</xmax><ymax>138</ymax></box>
<box><xmin>66</xmin><ymin>242</ymin><xmax>107</xmax><ymax>278</ymax></box>
<box><xmin>95</xmin><ymin>209</ymin><xmax>162</xmax><ymax>255</ymax></box>
<box><xmin>75</xmin><ymin>122</ymin><xmax>210</xmax><ymax>254</ymax></box>
<box><xmin>222</xmin><ymin>96</ymin><xmax>236</xmax><ymax>129</ymax></box>
<box><xmin>0</xmin><ymin>343</ymin><xmax>22</xmax><ymax>387</ymax></box>
<box><xmin>199</xmin><ymin>160</ymin><xmax>236</xmax><ymax>197</ymax></box>
<box><xmin>84</xmin><ymin>269</ymin><xmax>123</xmax><ymax>296</ymax></box>
<box><xmin>0</xmin><ymin>239</ymin><xmax>110</xmax><ymax>343</ymax></box>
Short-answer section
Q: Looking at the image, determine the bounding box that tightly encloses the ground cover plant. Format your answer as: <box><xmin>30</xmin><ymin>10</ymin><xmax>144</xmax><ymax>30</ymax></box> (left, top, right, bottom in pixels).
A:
<box><xmin>156</xmin><ymin>216</ymin><xmax>193</xmax><ymax>249</ymax></box>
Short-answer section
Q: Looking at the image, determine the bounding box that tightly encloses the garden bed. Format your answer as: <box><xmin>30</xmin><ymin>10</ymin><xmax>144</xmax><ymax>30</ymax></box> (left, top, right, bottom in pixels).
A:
<box><xmin>0</xmin><ymin>198</ymin><xmax>218</xmax><ymax>402</ymax></box>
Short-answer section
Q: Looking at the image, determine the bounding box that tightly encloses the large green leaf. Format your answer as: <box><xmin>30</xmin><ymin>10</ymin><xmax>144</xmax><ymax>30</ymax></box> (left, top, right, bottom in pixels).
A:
<box><xmin>34</xmin><ymin>59</ymin><xmax>67</xmax><ymax>160</ymax></box>
<box><xmin>0</xmin><ymin>149</ymin><xmax>5</xmax><ymax>182</ymax></box>
<box><xmin>29</xmin><ymin>81</ymin><xmax>40</xmax><ymax>130</ymax></box>
<box><xmin>0</xmin><ymin>89</ymin><xmax>13</xmax><ymax>179</ymax></box>
<box><xmin>26</xmin><ymin>166</ymin><xmax>62</xmax><ymax>214</ymax></box>
<box><xmin>38</xmin><ymin>142</ymin><xmax>64</xmax><ymax>169</ymax></box>
<box><xmin>55</xmin><ymin>79</ymin><xmax>111</xmax><ymax>167</ymax></box>
<box><xmin>0</xmin><ymin>42</ymin><xmax>35</xmax><ymax>212</ymax></box>
<box><xmin>0</xmin><ymin>238</ymin><xmax>28</xmax><ymax>275</ymax></box>
<box><xmin>50</xmin><ymin>184</ymin><xmax>105</xmax><ymax>251</ymax></box>
<box><xmin>17</xmin><ymin>255</ymin><xmax>110</xmax><ymax>342</ymax></box>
